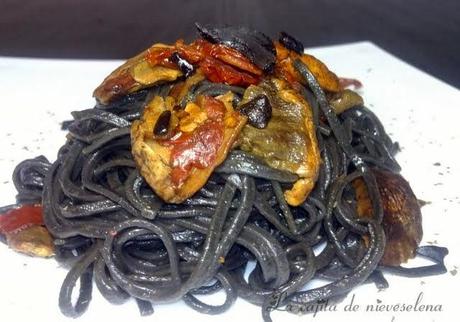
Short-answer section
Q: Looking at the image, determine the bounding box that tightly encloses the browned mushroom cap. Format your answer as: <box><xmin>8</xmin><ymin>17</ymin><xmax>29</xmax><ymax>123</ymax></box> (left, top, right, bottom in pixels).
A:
<box><xmin>6</xmin><ymin>226</ymin><xmax>54</xmax><ymax>258</ymax></box>
<box><xmin>237</xmin><ymin>78</ymin><xmax>321</xmax><ymax>206</ymax></box>
<box><xmin>353</xmin><ymin>168</ymin><xmax>423</xmax><ymax>266</ymax></box>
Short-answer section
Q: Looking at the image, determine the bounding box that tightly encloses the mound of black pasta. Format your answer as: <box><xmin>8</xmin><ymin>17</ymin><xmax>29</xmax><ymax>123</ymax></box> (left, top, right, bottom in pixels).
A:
<box><xmin>2</xmin><ymin>25</ymin><xmax>448</xmax><ymax>322</ymax></box>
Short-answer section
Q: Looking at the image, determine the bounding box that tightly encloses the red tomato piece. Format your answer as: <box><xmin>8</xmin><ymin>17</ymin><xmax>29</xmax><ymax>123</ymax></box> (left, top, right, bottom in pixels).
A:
<box><xmin>168</xmin><ymin>121</ymin><xmax>224</xmax><ymax>186</ymax></box>
<box><xmin>176</xmin><ymin>39</ymin><xmax>210</xmax><ymax>63</ymax></box>
<box><xmin>209</xmin><ymin>44</ymin><xmax>263</xmax><ymax>76</ymax></box>
<box><xmin>0</xmin><ymin>204</ymin><xmax>44</xmax><ymax>235</ymax></box>
<box><xmin>199</xmin><ymin>57</ymin><xmax>260</xmax><ymax>87</ymax></box>
<box><xmin>199</xmin><ymin>96</ymin><xmax>226</xmax><ymax>121</ymax></box>
<box><xmin>145</xmin><ymin>47</ymin><xmax>177</xmax><ymax>69</ymax></box>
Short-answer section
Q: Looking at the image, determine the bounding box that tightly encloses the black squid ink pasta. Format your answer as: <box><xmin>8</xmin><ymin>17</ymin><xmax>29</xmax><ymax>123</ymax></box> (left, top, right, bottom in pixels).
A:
<box><xmin>1</xmin><ymin>25</ymin><xmax>448</xmax><ymax>322</ymax></box>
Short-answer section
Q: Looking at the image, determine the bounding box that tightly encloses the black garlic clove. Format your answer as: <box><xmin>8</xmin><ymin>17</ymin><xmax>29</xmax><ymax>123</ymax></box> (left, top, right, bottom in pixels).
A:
<box><xmin>170</xmin><ymin>52</ymin><xmax>194</xmax><ymax>78</ymax></box>
<box><xmin>153</xmin><ymin>110</ymin><xmax>172</xmax><ymax>136</ymax></box>
<box><xmin>279</xmin><ymin>31</ymin><xmax>304</xmax><ymax>54</ymax></box>
<box><xmin>195</xmin><ymin>23</ymin><xmax>276</xmax><ymax>72</ymax></box>
<box><xmin>237</xmin><ymin>95</ymin><xmax>272</xmax><ymax>129</ymax></box>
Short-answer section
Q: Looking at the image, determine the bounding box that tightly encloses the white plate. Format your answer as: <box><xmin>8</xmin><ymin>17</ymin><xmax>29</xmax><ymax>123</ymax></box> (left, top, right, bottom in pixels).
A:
<box><xmin>0</xmin><ymin>42</ymin><xmax>459</xmax><ymax>322</ymax></box>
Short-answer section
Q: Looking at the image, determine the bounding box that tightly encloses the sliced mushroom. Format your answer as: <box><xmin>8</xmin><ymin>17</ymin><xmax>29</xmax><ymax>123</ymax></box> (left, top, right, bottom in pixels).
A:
<box><xmin>237</xmin><ymin>78</ymin><xmax>321</xmax><ymax>206</ymax></box>
<box><xmin>93</xmin><ymin>44</ymin><xmax>182</xmax><ymax>104</ymax></box>
<box><xmin>131</xmin><ymin>93</ymin><xmax>246</xmax><ymax>203</ymax></box>
<box><xmin>354</xmin><ymin>168</ymin><xmax>423</xmax><ymax>266</ymax></box>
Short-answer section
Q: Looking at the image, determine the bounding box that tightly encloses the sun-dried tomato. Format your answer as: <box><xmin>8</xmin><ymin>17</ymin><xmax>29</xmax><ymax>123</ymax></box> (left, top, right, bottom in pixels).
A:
<box><xmin>0</xmin><ymin>204</ymin><xmax>43</xmax><ymax>235</ymax></box>
<box><xmin>209</xmin><ymin>44</ymin><xmax>263</xmax><ymax>75</ymax></box>
<box><xmin>199</xmin><ymin>57</ymin><xmax>260</xmax><ymax>87</ymax></box>
<box><xmin>197</xmin><ymin>96</ymin><xmax>226</xmax><ymax>121</ymax></box>
<box><xmin>168</xmin><ymin>121</ymin><xmax>224</xmax><ymax>186</ymax></box>
<box><xmin>146</xmin><ymin>47</ymin><xmax>177</xmax><ymax>69</ymax></box>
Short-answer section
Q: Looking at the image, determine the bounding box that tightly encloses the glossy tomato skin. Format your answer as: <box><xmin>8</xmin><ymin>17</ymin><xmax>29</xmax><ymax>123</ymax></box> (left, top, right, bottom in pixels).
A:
<box><xmin>0</xmin><ymin>204</ymin><xmax>43</xmax><ymax>235</ymax></box>
<box><xmin>169</xmin><ymin>121</ymin><xmax>224</xmax><ymax>186</ymax></box>
<box><xmin>146</xmin><ymin>40</ymin><xmax>261</xmax><ymax>87</ymax></box>
<box><xmin>200</xmin><ymin>57</ymin><xmax>260</xmax><ymax>86</ymax></box>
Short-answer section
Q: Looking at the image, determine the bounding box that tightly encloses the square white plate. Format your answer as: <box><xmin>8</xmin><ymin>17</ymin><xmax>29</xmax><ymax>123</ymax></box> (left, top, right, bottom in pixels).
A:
<box><xmin>0</xmin><ymin>42</ymin><xmax>459</xmax><ymax>322</ymax></box>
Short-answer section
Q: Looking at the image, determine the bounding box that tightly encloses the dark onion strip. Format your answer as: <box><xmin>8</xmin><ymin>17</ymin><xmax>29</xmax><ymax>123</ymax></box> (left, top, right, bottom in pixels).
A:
<box><xmin>279</xmin><ymin>31</ymin><xmax>304</xmax><ymax>54</ymax></box>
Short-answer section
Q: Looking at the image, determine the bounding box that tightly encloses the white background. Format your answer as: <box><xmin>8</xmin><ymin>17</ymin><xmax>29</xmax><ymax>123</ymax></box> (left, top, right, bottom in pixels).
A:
<box><xmin>0</xmin><ymin>42</ymin><xmax>459</xmax><ymax>322</ymax></box>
